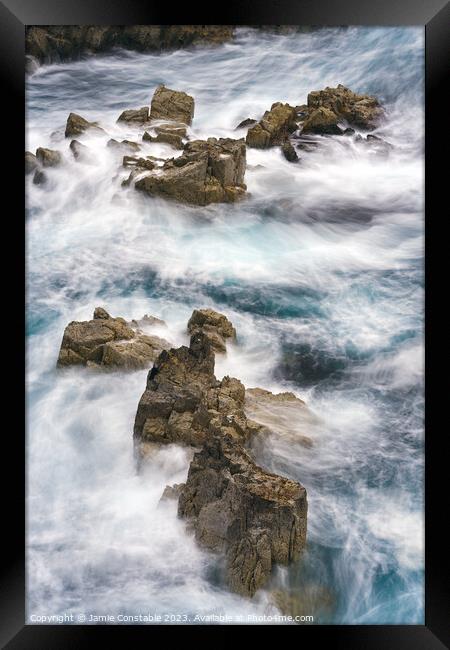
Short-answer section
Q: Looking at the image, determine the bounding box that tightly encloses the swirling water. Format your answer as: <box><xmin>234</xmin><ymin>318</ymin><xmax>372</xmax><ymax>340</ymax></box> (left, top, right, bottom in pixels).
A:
<box><xmin>26</xmin><ymin>27</ymin><xmax>424</xmax><ymax>624</ymax></box>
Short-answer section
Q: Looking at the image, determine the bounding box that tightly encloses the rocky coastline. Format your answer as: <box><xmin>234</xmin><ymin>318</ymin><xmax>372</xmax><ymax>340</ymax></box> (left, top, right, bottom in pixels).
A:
<box><xmin>26</xmin><ymin>81</ymin><xmax>390</xmax><ymax>199</ymax></box>
<box><xmin>56</xmin><ymin>305</ymin><xmax>309</xmax><ymax>597</ymax></box>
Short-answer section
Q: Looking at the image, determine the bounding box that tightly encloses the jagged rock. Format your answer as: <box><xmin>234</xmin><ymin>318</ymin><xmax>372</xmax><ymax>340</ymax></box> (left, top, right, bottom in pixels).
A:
<box><xmin>65</xmin><ymin>112</ymin><xmax>104</xmax><ymax>138</ymax></box>
<box><xmin>281</xmin><ymin>140</ymin><xmax>299</xmax><ymax>162</ymax></box>
<box><xmin>36</xmin><ymin>147</ymin><xmax>62</xmax><ymax>167</ymax></box>
<box><xmin>122</xmin><ymin>155</ymin><xmax>156</xmax><ymax>170</ymax></box>
<box><xmin>69</xmin><ymin>139</ymin><xmax>90</xmax><ymax>160</ymax></box>
<box><xmin>160</xmin><ymin>483</ymin><xmax>185</xmax><ymax>502</ymax></box>
<box><xmin>57</xmin><ymin>308</ymin><xmax>171</xmax><ymax>370</ymax></box>
<box><xmin>133</xmin><ymin>332</ymin><xmax>260</xmax><ymax>453</ymax></box>
<box><xmin>301</xmin><ymin>107</ymin><xmax>343</xmax><ymax>135</ymax></box>
<box><xmin>143</xmin><ymin>123</ymin><xmax>187</xmax><ymax>149</ymax></box>
<box><xmin>117</xmin><ymin>107</ymin><xmax>149</xmax><ymax>123</ymax></box>
<box><xmin>235</xmin><ymin>118</ymin><xmax>257</xmax><ymax>129</ymax></box>
<box><xmin>107</xmin><ymin>139</ymin><xmax>141</xmax><ymax>152</ymax></box>
<box><xmin>246</xmin><ymin>103</ymin><xmax>297</xmax><ymax>148</ymax></box>
<box><xmin>150</xmin><ymin>85</ymin><xmax>195</xmax><ymax>125</ymax></box>
<box><xmin>134</xmin><ymin>137</ymin><xmax>246</xmax><ymax>206</ymax></box>
<box><xmin>93</xmin><ymin>306</ymin><xmax>110</xmax><ymax>319</ymax></box>
<box><xmin>130</xmin><ymin>314</ymin><xmax>167</xmax><ymax>329</ymax></box>
<box><xmin>178</xmin><ymin>434</ymin><xmax>307</xmax><ymax>597</ymax></box>
<box><xmin>187</xmin><ymin>308</ymin><xmax>236</xmax><ymax>353</ymax></box>
<box><xmin>306</xmin><ymin>84</ymin><xmax>383</xmax><ymax>131</ymax></box>
<box><xmin>25</xmin><ymin>151</ymin><xmax>38</xmax><ymax>175</ymax></box>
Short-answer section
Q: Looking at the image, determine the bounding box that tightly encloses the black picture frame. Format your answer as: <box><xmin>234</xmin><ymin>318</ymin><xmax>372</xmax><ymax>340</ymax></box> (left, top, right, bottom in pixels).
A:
<box><xmin>2</xmin><ymin>0</ymin><xmax>448</xmax><ymax>646</ymax></box>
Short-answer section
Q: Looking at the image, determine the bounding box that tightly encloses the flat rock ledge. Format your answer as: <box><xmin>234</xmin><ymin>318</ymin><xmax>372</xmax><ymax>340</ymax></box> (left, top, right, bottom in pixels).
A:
<box><xmin>57</xmin><ymin>307</ymin><xmax>171</xmax><ymax>371</ymax></box>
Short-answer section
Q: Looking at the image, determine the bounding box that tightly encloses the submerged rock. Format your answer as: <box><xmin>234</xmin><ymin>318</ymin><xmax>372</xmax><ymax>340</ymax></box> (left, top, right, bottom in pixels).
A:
<box><xmin>36</xmin><ymin>147</ymin><xmax>62</xmax><ymax>167</ymax></box>
<box><xmin>133</xmin><ymin>331</ymin><xmax>259</xmax><ymax>452</ymax></box>
<box><xmin>178</xmin><ymin>434</ymin><xmax>307</xmax><ymax>597</ymax></box>
<box><xmin>32</xmin><ymin>170</ymin><xmax>47</xmax><ymax>185</ymax></box>
<box><xmin>281</xmin><ymin>140</ymin><xmax>299</xmax><ymax>162</ymax></box>
<box><xmin>150</xmin><ymin>85</ymin><xmax>195</xmax><ymax>125</ymax></box>
<box><xmin>117</xmin><ymin>107</ymin><xmax>149</xmax><ymax>124</ymax></box>
<box><xmin>246</xmin><ymin>103</ymin><xmax>297</xmax><ymax>148</ymax></box>
<box><xmin>69</xmin><ymin>139</ymin><xmax>90</xmax><ymax>161</ymax></box>
<box><xmin>244</xmin><ymin>388</ymin><xmax>317</xmax><ymax>449</ymax></box>
<box><xmin>57</xmin><ymin>308</ymin><xmax>171</xmax><ymax>370</ymax></box>
<box><xmin>187</xmin><ymin>308</ymin><xmax>236</xmax><ymax>353</ymax></box>
<box><xmin>25</xmin><ymin>151</ymin><xmax>39</xmax><ymax>175</ymax></box>
<box><xmin>65</xmin><ymin>112</ymin><xmax>104</xmax><ymax>138</ymax></box>
<box><xmin>134</xmin><ymin>137</ymin><xmax>247</xmax><ymax>206</ymax></box>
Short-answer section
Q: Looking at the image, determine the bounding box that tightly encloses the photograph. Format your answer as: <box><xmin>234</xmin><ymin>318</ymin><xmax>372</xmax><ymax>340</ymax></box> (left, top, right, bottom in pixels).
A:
<box><xmin>24</xmin><ymin>23</ymin><xmax>425</xmax><ymax>627</ymax></box>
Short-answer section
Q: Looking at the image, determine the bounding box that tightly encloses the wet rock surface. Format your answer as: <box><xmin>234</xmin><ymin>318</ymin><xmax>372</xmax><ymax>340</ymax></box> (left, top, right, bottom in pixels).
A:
<box><xmin>36</xmin><ymin>147</ymin><xmax>62</xmax><ymax>167</ymax></box>
<box><xmin>25</xmin><ymin>151</ymin><xmax>39</xmax><ymax>175</ymax></box>
<box><xmin>246</xmin><ymin>102</ymin><xmax>297</xmax><ymax>148</ymax></box>
<box><xmin>57</xmin><ymin>308</ymin><xmax>171</xmax><ymax>370</ymax></box>
<box><xmin>187</xmin><ymin>308</ymin><xmax>236</xmax><ymax>353</ymax></box>
<box><xmin>301</xmin><ymin>84</ymin><xmax>384</xmax><ymax>133</ymax></box>
<box><xmin>134</xmin><ymin>137</ymin><xmax>247</xmax><ymax>205</ymax></box>
<box><xmin>149</xmin><ymin>85</ymin><xmax>195</xmax><ymax>125</ymax></box>
<box><xmin>133</xmin><ymin>330</ymin><xmax>258</xmax><ymax>450</ymax></box>
<box><xmin>65</xmin><ymin>112</ymin><xmax>104</xmax><ymax>138</ymax></box>
<box><xmin>178</xmin><ymin>434</ymin><xmax>307</xmax><ymax>597</ymax></box>
<box><xmin>117</xmin><ymin>107</ymin><xmax>149</xmax><ymax>124</ymax></box>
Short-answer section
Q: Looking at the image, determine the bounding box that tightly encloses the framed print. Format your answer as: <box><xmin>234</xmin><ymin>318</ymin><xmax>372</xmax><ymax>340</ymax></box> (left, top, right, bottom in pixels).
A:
<box><xmin>1</xmin><ymin>0</ymin><xmax>448</xmax><ymax>646</ymax></box>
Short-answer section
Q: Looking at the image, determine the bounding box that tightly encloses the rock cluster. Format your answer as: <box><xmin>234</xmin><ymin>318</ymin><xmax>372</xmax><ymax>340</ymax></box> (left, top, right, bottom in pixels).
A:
<box><xmin>133</xmin><ymin>309</ymin><xmax>308</xmax><ymax>597</ymax></box>
<box><xmin>134</xmin><ymin>137</ymin><xmax>247</xmax><ymax>205</ymax></box>
<box><xmin>57</xmin><ymin>307</ymin><xmax>171</xmax><ymax>370</ymax></box>
<box><xmin>178</xmin><ymin>434</ymin><xmax>307</xmax><ymax>597</ymax></box>
<box><xmin>301</xmin><ymin>84</ymin><xmax>384</xmax><ymax>133</ymax></box>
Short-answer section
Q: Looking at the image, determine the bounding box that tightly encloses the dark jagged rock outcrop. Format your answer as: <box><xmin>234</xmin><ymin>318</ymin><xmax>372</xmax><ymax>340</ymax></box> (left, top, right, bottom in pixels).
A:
<box><xmin>187</xmin><ymin>308</ymin><xmax>236</xmax><ymax>353</ymax></box>
<box><xmin>133</xmin><ymin>331</ymin><xmax>260</xmax><ymax>452</ymax></box>
<box><xmin>107</xmin><ymin>139</ymin><xmax>141</xmax><ymax>153</ymax></box>
<box><xmin>149</xmin><ymin>85</ymin><xmax>195</xmax><ymax>125</ymax></box>
<box><xmin>65</xmin><ymin>112</ymin><xmax>104</xmax><ymax>138</ymax></box>
<box><xmin>178</xmin><ymin>434</ymin><xmax>307</xmax><ymax>597</ymax></box>
<box><xmin>246</xmin><ymin>103</ymin><xmax>297</xmax><ymax>148</ymax></box>
<box><xmin>134</xmin><ymin>137</ymin><xmax>247</xmax><ymax>205</ymax></box>
<box><xmin>57</xmin><ymin>307</ymin><xmax>171</xmax><ymax>370</ymax></box>
<box><xmin>301</xmin><ymin>84</ymin><xmax>384</xmax><ymax>133</ymax></box>
<box><xmin>26</xmin><ymin>26</ymin><xmax>235</xmax><ymax>63</ymax></box>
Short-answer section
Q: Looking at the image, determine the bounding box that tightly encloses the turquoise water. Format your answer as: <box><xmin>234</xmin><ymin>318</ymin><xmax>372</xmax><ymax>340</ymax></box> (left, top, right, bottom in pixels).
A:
<box><xmin>26</xmin><ymin>27</ymin><xmax>424</xmax><ymax>624</ymax></box>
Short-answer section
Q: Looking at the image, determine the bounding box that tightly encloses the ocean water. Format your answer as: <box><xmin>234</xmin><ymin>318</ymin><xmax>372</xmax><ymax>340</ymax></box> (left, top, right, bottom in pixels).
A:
<box><xmin>26</xmin><ymin>27</ymin><xmax>424</xmax><ymax>624</ymax></box>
